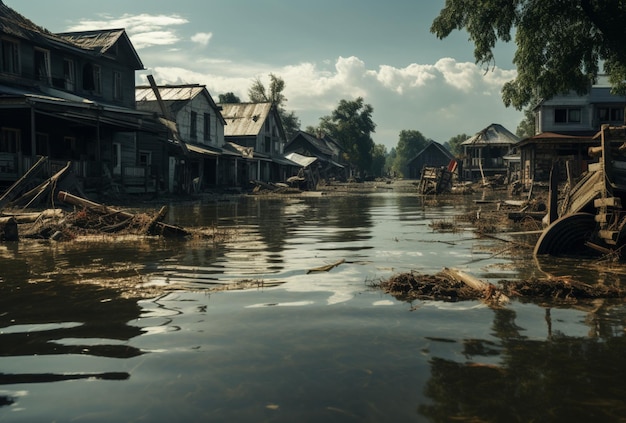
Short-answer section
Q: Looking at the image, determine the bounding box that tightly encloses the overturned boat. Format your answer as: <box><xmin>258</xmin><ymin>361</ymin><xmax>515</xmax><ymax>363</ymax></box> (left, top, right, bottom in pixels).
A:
<box><xmin>535</xmin><ymin>125</ymin><xmax>626</xmax><ymax>258</ymax></box>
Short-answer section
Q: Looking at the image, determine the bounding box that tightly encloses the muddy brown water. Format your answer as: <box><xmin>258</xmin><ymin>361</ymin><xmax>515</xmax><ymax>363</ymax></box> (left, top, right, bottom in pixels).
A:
<box><xmin>1</xmin><ymin>189</ymin><xmax>626</xmax><ymax>422</ymax></box>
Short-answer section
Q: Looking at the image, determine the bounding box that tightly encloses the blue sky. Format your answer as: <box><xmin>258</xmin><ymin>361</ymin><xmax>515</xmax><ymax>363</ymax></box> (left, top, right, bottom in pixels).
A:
<box><xmin>6</xmin><ymin>0</ymin><xmax>523</xmax><ymax>150</ymax></box>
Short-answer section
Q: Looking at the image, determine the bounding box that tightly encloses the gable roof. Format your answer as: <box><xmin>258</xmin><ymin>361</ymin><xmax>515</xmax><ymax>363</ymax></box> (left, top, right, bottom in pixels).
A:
<box><xmin>57</xmin><ymin>29</ymin><xmax>143</xmax><ymax>70</ymax></box>
<box><xmin>219</xmin><ymin>102</ymin><xmax>274</xmax><ymax>137</ymax></box>
<box><xmin>135</xmin><ymin>84</ymin><xmax>226</xmax><ymax>125</ymax></box>
<box><xmin>286</xmin><ymin>130</ymin><xmax>334</xmax><ymax>156</ymax></box>
<box><xmin>408</xmin><ymin>140</ymin><xmax>454</xmax><ymax>165</ymax></box>
<box><xmin>461</xmin><ymin>123</ymin><xmax>520</xmax><ymax>146</ymax></box>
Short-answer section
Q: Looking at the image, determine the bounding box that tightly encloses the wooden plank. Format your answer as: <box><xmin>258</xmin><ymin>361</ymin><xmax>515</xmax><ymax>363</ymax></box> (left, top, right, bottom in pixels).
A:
<box><xmin>440</xmin><ymin>267</ymin><xmax>509</xmax><ymax>305</ymax></box>
<box><xmin>594</xmin><ymin>197</ymin><xmax>622</xmax><ymax>208</ymax></box>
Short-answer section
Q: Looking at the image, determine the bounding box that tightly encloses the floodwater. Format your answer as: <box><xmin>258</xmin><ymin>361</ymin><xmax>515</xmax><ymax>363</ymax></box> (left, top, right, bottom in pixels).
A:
<box><xmin>1</xmin><ymin>189</ymin><xmax>626</xmax><ymax>422</ymax></box>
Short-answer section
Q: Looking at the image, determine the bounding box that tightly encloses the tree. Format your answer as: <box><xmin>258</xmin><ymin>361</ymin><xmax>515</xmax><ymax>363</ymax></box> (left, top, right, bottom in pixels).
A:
<box><xmin>319</xmin><ymin>97</ymin><xmax>376</xmax><ymax>176</ymax></box>
<box><xmin>248</xmin><ymin>73</ymin><xmax>300</xmax><ymax>140</ymax></box>
<box><xmin>443</xmin><ymin>133</ymin><xmax>469</xmax><ymax>157</ymax></box>
<box><xmin>391</xmin><ymin>130</ymin><xmax>429</xmax><ymax>177</ymax></box>
<box><xmin>218</xmin><ymin>92</ymin><xmax>241</xmax><ymax>103</ymax></box>
<box><xmin>516</xmin><ymin>107</ymin><xmax>536</xmax><ymax>139</ymax></box>
<box><xmin>370</xmin><ymin>144</ymin><xmax>388</xmax><ymax>178</ymax></box>
<box><xmin>431</xmin><ymin>1</ymin><xmax>626</xmax><ymax>110</ymax></box>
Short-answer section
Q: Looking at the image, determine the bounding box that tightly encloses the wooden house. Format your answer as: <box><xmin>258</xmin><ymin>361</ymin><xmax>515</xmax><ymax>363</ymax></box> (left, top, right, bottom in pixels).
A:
<box><xmin>406</xmin><ymin>140</ymin><xmax>455</xmax><ymax>179</ymax></box>
<box><xmin>136</xmin><ymin>84</ymin><xmax>226</xmax><ymax>192</ymax></box>
<box><xmin>518</xmin><ymin>76</ymin><xmax>626</xmax><ymax>188</ymax></box>
<box><xmin>218</xmin><ymin>102</ymin><xmax>289</xmax><ymax>186</ymax></box>
<box><xmin>461</xmin><ymin>123</ymin><xmax>520</xmax><ymax>181</ymax></box>
<box><xmin>0</xmin><ymin>1</ymin><xmax>166</xmax><ymax>197</ymax></box>
<box><xmin>284</xmin><ymin>130</ymin><xmax>347</xmax><ymax>182</ymax></box>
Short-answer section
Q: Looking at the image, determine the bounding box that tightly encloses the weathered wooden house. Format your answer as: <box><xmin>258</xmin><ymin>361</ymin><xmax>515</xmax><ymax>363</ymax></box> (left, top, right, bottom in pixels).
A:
<box><xmin>461</xmin><ymin>123</ymin><xmax>520</xmax><ymax>181</ymax></box>
<box><xmin>0</xmin><ymin>1</ymin><xmax>167</xmax><ymax>197</ymax></box>
<box><xmin>517</xmin><ymin>76</ymin><xmax>626</xmax><ymax>188</ymax></box>
<box><xmin>135</xmin><ymin>84</ymin><xmax>226</xmax><ymax>192</ymax></box>
<box><xmin>284</xmin><ymin>130</ymin><xmax>347</xmax><ymax>182</ymax></box>
<box><xmin>406</xmin><ymin>140</ymin><xmax>455</xmax><ymax>179</ymax></box>
<box><xmin>218</xmin><ymin>102</ymin><xmax>290</xmax><ymax>186</ymax></box>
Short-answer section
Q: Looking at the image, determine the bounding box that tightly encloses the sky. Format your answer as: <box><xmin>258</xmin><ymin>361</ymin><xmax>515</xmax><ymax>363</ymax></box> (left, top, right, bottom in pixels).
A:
<box><xmin>5</xmin><ymin>0</ymin><xmax>524</xmax><ymax>150</ymax></box>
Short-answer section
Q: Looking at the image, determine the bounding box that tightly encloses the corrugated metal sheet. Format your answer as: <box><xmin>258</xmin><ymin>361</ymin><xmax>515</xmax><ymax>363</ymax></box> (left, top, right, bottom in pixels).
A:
<box><xmin>135</xmin><ymin>85</ymin><xmax>205</xmax><ymax>102</ymax></box>
<box><xmin>219</xmin><ymin>102</ymin><xmax>272</xmax><ymax>136</ymax></box>
<box><xmin>462</xmin><ymin>123</ymin><xmax>520</xmax><ymax>146</ymax></box>
<box><xmin>59</xmin><ymin>29</ymin><xmax>124</xmax><ymax>54</ymax></box>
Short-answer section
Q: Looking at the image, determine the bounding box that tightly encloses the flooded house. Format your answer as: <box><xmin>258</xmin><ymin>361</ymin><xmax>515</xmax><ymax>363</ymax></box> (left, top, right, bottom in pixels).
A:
<box><xmin>0</xmin><ymin>1</ymin><xmax>168</xmax><ymax>197</ymax></box>
<box><xmin>284</xmin><ymin>130</ymin><xmax>348</xmax><ymax>183</ymax></box>
<box><xmin>517</xmin><ymin>76</ymin><xmax>626</xmax><ymax>189</ymax></box>
<box><xmin>460</xmin><ymin>123</ymin><xmax>520</xmax><ymax>183</ymax></box>
<box><xmin>135</xmin><ymin>84</ymin><xmax>227</xmax><ymax>193</ymax></box>
<box><xmin>406</xmin><ymin>140</ymin><xmax>455</xmax><ymax>180</ymax></box>
<box><xmin>218</xmin><ymin>102</ymin><xmax>297</xmax><ymax>187</ymax></box>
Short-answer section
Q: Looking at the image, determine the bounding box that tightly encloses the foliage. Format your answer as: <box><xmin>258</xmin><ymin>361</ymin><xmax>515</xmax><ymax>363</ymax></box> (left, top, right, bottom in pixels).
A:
<box><xmin>371</xmin><ymin>144</ymin><xmax>388</xmax><ymax>178</ymax></box>
<box><xmin>431</xmin><ymin>1</ymin><xmax>626</xmax><ymax>109</ymax></box>
<box><xmin>516</xmin><ymin>106</ymin><xmax>536</xmax><ymax>139</ymax></box>
<box><xmin>318</xmin><ymin>97</ymin><xmax>376</xmax><ymax>176</ymax></box>
<box><xmin>248</xmin><ymin>73</ymin><xmax>301</xmax><ymax>140</ymax></box>
<box><xmin>443</xmin><ymin>133</ymin><xmax>468</xmax><ymax>157</ymax></box>
<box><xmin>391</xmin><ymin>130</ymin><xmax>429</xmax><ymax>177</ymax></box>
<box><xmin>217</xmin><ymin>92</ymin><xmax>241</xmax><ymax>103</ymax></box>
<box><xmin>385</xmin><ymin>147</ymin><xmax>397</xmax><ymax>177</ymax></box>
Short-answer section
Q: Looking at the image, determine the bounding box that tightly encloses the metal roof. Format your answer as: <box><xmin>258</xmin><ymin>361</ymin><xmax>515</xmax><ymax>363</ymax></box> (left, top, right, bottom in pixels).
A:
<box><xmin>461</xmin><ymin>123</ymin><xmax>520</xmax><ymax>146</ymax></box>
<box><xmin>219</xmin><ymin>102</ymin><xmax>273</xmax><ymax>136</ymax></box>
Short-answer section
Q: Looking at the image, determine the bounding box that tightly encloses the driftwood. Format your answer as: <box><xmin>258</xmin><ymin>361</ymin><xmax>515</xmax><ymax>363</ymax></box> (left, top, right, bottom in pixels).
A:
<box><xmin>57</xmin><ymin>191</ymin><xmax>189</xmax><ymax>238</ymax></box>
<box><xmin>307</xmin><ymin>259</ymin><xmax>345</xmax><ymax>274</ymax></box>
<box><xmin>11</xmin><ymin>161</ymin><xmax>71</xmax><ymax>209</ymax></box>
<box><xmin>0</xmin><ymin>156</ymin><xmax>48</xmax><ymax>210</ymax></box>
<box><xmin>440</xmin><ymin>267</ymin><xmax>509</xmax><ymax>305</ymax></box>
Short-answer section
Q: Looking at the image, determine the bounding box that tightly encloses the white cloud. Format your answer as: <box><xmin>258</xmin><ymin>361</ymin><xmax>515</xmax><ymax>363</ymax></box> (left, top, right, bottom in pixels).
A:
<box><xmin>191</xmin><ymin>32</ymin><xmax>212</xmax><ymax>46</ymax></box>
<box><xmin>65</xmin><ymin>13</ymin><xmax>188</xmax><ymax>48</ymax></box>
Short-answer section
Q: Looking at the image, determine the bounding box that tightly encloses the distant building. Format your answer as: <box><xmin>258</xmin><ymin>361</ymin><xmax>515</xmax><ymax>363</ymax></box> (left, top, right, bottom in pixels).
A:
<box><xmin>461</xmin><ymin>124</ymin><xmax>519</xmax><ymax>181</ymax></box>
<box><xmin>284</xmin><ymin>130</ymin><xmax>347</xmax><ymax>181</ymax></box>
<box><xmin>406</xmin><ymin>141</ymin><xmax>455</xmax><ymax>180</ymax></box>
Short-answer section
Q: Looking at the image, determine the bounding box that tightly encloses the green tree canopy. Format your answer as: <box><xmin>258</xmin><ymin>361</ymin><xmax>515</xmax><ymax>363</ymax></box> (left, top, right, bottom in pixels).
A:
<box><xmin>391</xmin><ymin>130</ymin><xmax>429</xmax><ymax>177</ymax></box>
<box><xmin>443</xmin><ymin>133</ymin><xmax>469</xmax><ymax>157</ymax></box>
<box><xmin>319</xmin><ymin>97</ymin><xmax>376</xmax><ymax>176</ymax></box>
<box><xmin>370</xmin><ymin>144</ymin><xmax>388</xmax><ymax>178</ymax></box>
<box><xmin>218</xmin><ymin>92</ymin><xmax>241</xmax><ymax>103</ymax></box>
<box><xmin>248</xmin><ymin>73</ymin><xmax>300</xmax><ymax>140</ymax></box>
<box><xmin>431</xmin><ymin>1</ymin><xmax>626</xmax><ymax>110</ymax></box>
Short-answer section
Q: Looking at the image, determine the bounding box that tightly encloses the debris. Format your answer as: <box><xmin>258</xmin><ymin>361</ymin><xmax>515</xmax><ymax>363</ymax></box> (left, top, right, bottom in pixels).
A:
<box><xmin>440</xmin><ymin>267</ymin><xmax>509</xmax><ymax>305</ymax></box>
<box><xmin>307</xmin><ymin>259</ymin><xmax>345</xmax><ymax>274</ymax></box>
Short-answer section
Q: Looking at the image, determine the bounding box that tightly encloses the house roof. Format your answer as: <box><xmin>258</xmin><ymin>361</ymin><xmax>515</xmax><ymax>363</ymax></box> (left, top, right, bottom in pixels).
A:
<box><xmin>57</xmin><ymin>29</ymin><xmax>144</xmax><ymax>70</ymax></box>
<box><xmin>408</xmin><ymin>140</ymin><xmax>454</xmax><ymax>164</ymax></box>
<box><xmin>0</xmin><ymin>2</ymin><xmax>143</xmax><ymax>68</ymax></box>
<box><xmin>135</xmin><ymin>84</ymin><xmax>226</xmax><ymax>125</ymax></box>
<box><xmin>286</xmin><ymin>130</ymin><xmax>335</xmax><ymax>156</ymax></box>
<box><xmin>219</xmin><ymin>102</ymin><xmax>274</xmax><ymax>137</ymax></box>
<box><xmin>516</xmin><ymin>130</ymin><xmax>596</xmax><ymax>147</ymax></box>
<box><xmin>461</xmin><ymin>123</ymin><xmax>520</xmax><ymax>146</ymax></box>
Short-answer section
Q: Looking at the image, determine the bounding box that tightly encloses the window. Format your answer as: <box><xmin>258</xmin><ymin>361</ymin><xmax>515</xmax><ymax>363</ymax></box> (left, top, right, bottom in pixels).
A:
<box><xmin>82</xmin><ymin>63</ymin><xmax>101</xmax><ymax>94</ymax></box>
<box><xmin>93</xmin><ymin>65</ymin><xmax>102</xmax><ymax>94</ymax></box>
<box><xmin>112</xmin><ymin>142</ymin><xmax>121</xmax><ymax>175</ymax></box>
<box><xmin>0</xmin><ymin>128</ymin><xmax>20</xmax><ymax>153</ymax></box>
<box><xmin>1</xmin><ymin>39</ymin><xmax>19</xmax><ymax>74</ymax></box>
<box><xmin>554</xmin><ymin>108</ymin><xmax>581</xmax><ymax>124</ymax></box>
<box><xmin>264</xmin><ymin>136</ymin><xmax>271</xmax><ymax>153</ymax></box>
<box><xmin>598</xmin><ymin>107</ymin><xmax>624</xmax><ymax>123</ymax></box>
<box><xmin>63</xmin><ymin>59</ymin><xmax>75</xmax><ymax>91</ymax></box>
<box><xmin>139</xmin><ymin>150</ymin><xmax>152</xmax><ymax>167</ymax></box>
<box><xmin>203</xmin><ymin>113</ymin><xmax>211</xmax><ymax>142</ymax></box>
<box><xmin>190</xmin><ymin>111</ymin><xmax>197</xmax><ymax>140</ymax></box>
<box><xmin>113</xmin><ymin>71</ymin><xmax>122</xmax><ymax>100</ymax></box>
<box><xmin>34</xmin><ymin>48</ymin><xmax>51</xmax><ymax>83</ymax></box>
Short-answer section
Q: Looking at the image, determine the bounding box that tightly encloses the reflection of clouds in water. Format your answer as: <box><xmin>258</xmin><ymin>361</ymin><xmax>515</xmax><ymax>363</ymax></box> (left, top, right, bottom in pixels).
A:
<box><xmin>373</xmin><ymin>300</ymin><xmax>394</xmax><ymax>306</ymax></box>
<box><xmin>280</xmin><ymin>265</ymin><xmax>368</xmax><ymax>305</ymax></box>
<box><xmin>246</xmin><ymin>301</ymin><xmax>314</xmax><ymax>308</ymax></box>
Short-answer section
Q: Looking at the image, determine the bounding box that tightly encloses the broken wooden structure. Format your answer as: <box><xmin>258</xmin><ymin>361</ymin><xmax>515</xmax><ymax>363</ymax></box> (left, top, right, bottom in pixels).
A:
<box><xmin>534</xmin><ymin>125</ymin><xmax>626</xmax><ymax>258</ymax></box>
<box><xmin>418</xmin><ymin>162</ymin><xmax>455</xmax><ymax>195</ymax></box>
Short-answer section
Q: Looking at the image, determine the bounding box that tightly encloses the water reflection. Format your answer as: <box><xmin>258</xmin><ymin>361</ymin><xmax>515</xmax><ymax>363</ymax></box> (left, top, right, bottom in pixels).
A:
<box><xmin>1</xmin><ymin>191</ymin><xmax>626</xmax><ymax>421</ymax></box>
<box><xmin>420</xmin><ymin>303</ymin><xmax>626</xmax><ymax>422</ymax></box>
